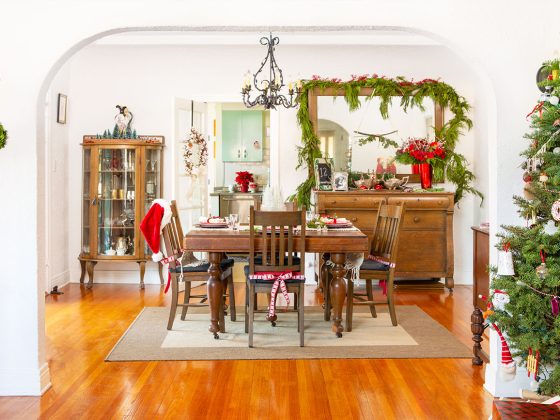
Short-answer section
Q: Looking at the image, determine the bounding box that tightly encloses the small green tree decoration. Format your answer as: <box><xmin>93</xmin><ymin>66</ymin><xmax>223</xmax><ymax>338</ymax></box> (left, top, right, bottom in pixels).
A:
<box><xmin>0</xmin><ymin>123</ymin><xmax>8</xmax><ymax>150</ymax></box>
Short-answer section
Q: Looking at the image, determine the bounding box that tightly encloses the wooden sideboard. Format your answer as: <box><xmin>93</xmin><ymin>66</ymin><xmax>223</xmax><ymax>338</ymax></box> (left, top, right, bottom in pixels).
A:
<box><xmin>316</xmin><ymin>191</ymin><xmax>455</xmax><ymax>290</ymax></box>
<box><xmin>471</xmin><ymin>226</ymin><xmax>490</xmax><ymax>309</ymax></box>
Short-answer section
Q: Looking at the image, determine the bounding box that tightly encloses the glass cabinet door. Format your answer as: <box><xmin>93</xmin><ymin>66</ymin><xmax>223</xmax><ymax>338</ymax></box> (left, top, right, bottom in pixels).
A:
<box><xmin>96</xmin><ymin>147</ymin><xmax>137</xmax><ymax>257</ymax></box>
<box><xmin>81</xmin><ymin>148</ymin><xmax>91</xmax><ymax>255</ymax></box>
<box><xmin>144</xmin><ymin>148</ymin><xmax>162</xmax><ymax>258</ymax></box>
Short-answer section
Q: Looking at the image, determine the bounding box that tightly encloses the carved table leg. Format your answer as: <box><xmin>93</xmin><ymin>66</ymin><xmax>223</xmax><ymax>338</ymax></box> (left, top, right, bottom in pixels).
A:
<box><xmin>330</xmin><ymin>252</ymin><xmax>347</xmax><ymax>338</ymax></box>
<box><xmin>207</xmin><ymin>252</ymin><xmax>224</xmax><ymax>339</ymax></box>
<box><xmin>137</xmin><ymin>261</ymin><xmax>146</xmax><ymax>289</ymax></box>
<box><xmin>445</xmin><ymin>277</ymin><xmax>454</xmax><ymax>292</ymax></box>
<box><xmin>471</xmin><ymin>307</ymin><xmax>485</xmax><ymax>365</ymax></box>
<box><xmin>157</xmin><ymin>262</ymin><xmax>164</xmax><ymax>285</ymax></box>
<box><xmin>322</xmin><ymin>253</ymin><xmax>332</xmax><ymax>321</ymax></box>
<box><xmin>86</xmin><ymin>261</ymin><xmax>97</xmax><ymax>289</ymax></box>
<box><xmin>79</xmin><ymin>259</ymin><xmax>86</xmax><ymax>284</ymax></box>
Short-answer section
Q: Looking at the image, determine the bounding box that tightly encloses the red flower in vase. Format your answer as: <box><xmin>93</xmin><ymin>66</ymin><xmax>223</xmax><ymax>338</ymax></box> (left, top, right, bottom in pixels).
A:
<box><xmin>235</xmin><ymin>171</ymin><xmax>254</xmax><ymax>189</ymax></box>
<box><xmin>395</xmin><ymin>137</ymin><xmax>446</xmax><ymax>165</ymax></box>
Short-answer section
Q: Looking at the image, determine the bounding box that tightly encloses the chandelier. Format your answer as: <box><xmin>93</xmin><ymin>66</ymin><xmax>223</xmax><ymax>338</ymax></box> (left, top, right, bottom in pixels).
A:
<box><xmin>241</xmin><ymin>33</ymin><xmax>301</xmax><ymax>110</ymax></box>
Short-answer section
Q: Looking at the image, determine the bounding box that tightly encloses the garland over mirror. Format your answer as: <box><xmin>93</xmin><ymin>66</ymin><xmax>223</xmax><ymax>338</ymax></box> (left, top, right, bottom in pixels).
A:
<box><xmin>293</xmin><ymin>75</ymin><xmax>482</xmax><ymax>208</ymax></box>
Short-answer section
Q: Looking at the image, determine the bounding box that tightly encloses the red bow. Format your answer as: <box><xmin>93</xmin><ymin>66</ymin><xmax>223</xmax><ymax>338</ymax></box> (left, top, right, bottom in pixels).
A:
<box><xmin>249</xmin><ymin>271</ymin><xmax>305</xmax><ymax>318</ymax></box>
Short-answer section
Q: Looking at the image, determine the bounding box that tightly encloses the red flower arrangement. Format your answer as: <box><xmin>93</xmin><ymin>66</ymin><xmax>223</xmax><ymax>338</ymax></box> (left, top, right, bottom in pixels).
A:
<box><xmin>395</xmin><ymin>137</ymin><xmax>446</xmax><ymax>165</ymax></box>
<box><xmin>235</xmin><ymin>171</ymin><xmax>254</xmax><ymax>192</ymax></box>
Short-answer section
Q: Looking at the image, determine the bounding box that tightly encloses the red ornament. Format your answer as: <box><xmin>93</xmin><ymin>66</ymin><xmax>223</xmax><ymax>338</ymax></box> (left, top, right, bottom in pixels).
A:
<box><xmin>523</xmin><ymin>172</ymin><xmax>532</xmax><ymax>182</ymax></box>
<box><xmin>374</xmin><ymin>184</ymin><xmax>384</xmax><ymax>190</ymax></box>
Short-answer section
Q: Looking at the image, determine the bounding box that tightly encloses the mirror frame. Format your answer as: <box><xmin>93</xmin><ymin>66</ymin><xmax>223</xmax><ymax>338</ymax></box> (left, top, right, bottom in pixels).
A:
<box><xmin>308</xmin><ymin>86</ymin><xmax>444</xmax><ymax>184</ymax></box>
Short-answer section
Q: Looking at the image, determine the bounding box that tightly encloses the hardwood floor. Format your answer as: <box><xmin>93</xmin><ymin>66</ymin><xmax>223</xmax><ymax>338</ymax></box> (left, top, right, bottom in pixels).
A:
<box><xmin>0</xmin><ymin>282</ymin><xmax>492</xmax><ymax>419</ymax></box>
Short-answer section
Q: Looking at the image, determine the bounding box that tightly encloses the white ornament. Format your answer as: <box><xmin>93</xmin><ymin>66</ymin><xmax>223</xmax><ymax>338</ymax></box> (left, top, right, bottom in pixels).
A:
<box><xmin>552</xmin><ymin>200</ymin><xmax>560</xmax><ymax>221</ymax></box>
<box><xmin>497</xmin><ymin>251</ymin><xmax>515</xmax><ymax>276</ymax></box>
<box><xmin>553</xmin><ymin>147</ymin><xmax>560</xmax><ymax>154</ymax></box>
<box><xmin>492</xmin><ymin>290</ymin><xmax>510</xmax><ymax>311</ymax></box>
<box><xmin>549</xmin><ymin>96</ymin><xmax>560</xmax><ymax>106</ymax></box>
<box><xmin>543</xmin><ymin>220</ymin><xmax>559</xmax><ymax>235</ymax></box>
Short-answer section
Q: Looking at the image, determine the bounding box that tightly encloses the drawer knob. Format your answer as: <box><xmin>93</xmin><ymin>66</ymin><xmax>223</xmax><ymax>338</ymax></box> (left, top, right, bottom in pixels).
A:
<box><xmin>413</xmin><ymin>217</ymin><xmax>420</xmax><ymax>223</ymax></box>
<box><xmin>331</xmin><ymin>200</ymin><xmax>337</xmax><ymax>205</ymax></box>
<box><xmin>351</xmin><ymin>217</ymin><xmax>358</xmax><ymax>222</ymax></box>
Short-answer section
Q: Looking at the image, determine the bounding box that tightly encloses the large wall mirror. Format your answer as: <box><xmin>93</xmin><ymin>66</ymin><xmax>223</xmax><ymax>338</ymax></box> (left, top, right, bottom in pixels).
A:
<box><xmin>309</xmin><ymin>87</ymin><xmax>443</xmax><ymax>179</ymax></box>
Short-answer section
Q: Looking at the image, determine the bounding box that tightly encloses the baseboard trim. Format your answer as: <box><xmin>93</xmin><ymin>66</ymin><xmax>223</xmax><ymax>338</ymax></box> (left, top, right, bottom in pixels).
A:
<box><xmin>50</xmin><ymin>270</ymin><xmax>70</xmax><ymax>291</ymax></box>
<box><xmin>0</xmin><ymin>365</ymin><xmax>49</xmax><ymax>396</ymax></box>
<box><xmin>70</xmin><ymin>269</ymin><xmax>164</xmax><ymax>285</ymax></box>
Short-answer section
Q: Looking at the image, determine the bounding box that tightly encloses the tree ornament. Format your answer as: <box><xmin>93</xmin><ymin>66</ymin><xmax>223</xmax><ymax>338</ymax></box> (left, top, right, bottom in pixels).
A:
<box><xmin>492</xmin><ymin>289</ymin><xmax>510</xmax><ymax>311</ymax></box>
<box><xmin>539</xmin><ymin>172</ymin><xmax>549</xmax><ymax>184</ymax></box>
<box><xmin>523</xmin><ymin>172</ymin><xmax>532</xmax><ymax>182</ymax></box>
<box><xmin>527</xmin><ymin>348</ymin><xmax>540</xmax><ymax>383</ymax></box>
<box><xmin>543</xmin><ymin>220</ymin><xmax>559</xmax><ymax>235</ymax></box>
<box><xmin>492</xmin><ymin>323</ymin><xmax>516</xmax><ymax>381</ymax></box>
<box><xmin>552</xmin><ymin>297</ymin><xmax>559</xmax><ymax>317</ymax></box>
<box><xmin>553</xmin><ymin>119</ymin><xmax>560</xmax><ymax>127</ymax></box>
<box><xmin>497</xmin><ymin>244</ymin><xmax>515</xmax><ymax>276</ymax></box>
<box><xmin>553</xmin><ymin>146</ymin><xmax>560</xmax><ymax>153</ymax></box>
<box><xmin>523</xmin><ymin>184</ymin><xmax>536</xmax><ymax>200</ymax></box>
<box><xmin>552</xmin><ymin>200</ymin><xmax>560</xmax><ymax>221</ymax></box>
<box><xmin>536</xmin><ymin>249</ymin><xmax>548</xmax><ymax>279</ymax></box>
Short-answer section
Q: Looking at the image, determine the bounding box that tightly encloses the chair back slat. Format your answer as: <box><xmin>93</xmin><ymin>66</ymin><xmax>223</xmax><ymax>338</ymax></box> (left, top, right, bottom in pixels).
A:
<box><xmin>249</xmin><ymin>206</ymin><xmax>306</xmax><ymax>274</ymax></box>
<box><xmin>160</xmin><ymin>200</ymin><xmax>199</xmax><ymax>268</ymax></box>
<box><xmin>369</xmin><ymin>204</ymin><xmax>404</xmax><ymax>264</ymax></box>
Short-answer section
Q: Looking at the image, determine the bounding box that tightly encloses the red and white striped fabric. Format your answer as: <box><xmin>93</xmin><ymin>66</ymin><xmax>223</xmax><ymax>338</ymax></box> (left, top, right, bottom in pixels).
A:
<box><xmin>366</xmin><ymin>255</ymin><xmax>396</xmax><ymax>268</ymax></box>
<box><xmin>249</xmin><ymin>271</ymin><xmax>305</xmax><ymax>319</ymax></box>
<box><xmin>492</xmin><ymin>322</ymin><xmax>516</xmax><ymax>381</ymax></box>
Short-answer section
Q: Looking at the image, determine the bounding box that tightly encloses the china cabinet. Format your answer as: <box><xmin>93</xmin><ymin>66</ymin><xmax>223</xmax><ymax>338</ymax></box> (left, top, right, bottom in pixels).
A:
<box><xmin>78</xmin><ymin>136</ymin><xmax>165</xmax><ymax>288</ymax></box>
<box><xmin>221</xmin><ymin>110</ymin><xmax>263</xmax><ymax>162</ymax></box>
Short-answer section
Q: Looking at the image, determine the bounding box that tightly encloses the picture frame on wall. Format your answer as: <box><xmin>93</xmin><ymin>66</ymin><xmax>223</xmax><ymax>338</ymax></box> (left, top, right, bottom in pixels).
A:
<box><xmin>57</xmin><ymin>93</ymin><xmax>67</xmax><ymax>124</ymax></box>
<box><xmin>314</xmin><ymin>157</ymin><xmax>334</xmax><ymax>191</ymax></box>
<box><xmin>333</xmin><ymin>171</ymin><xmax>348</xmax><ymax>191</ymax></box>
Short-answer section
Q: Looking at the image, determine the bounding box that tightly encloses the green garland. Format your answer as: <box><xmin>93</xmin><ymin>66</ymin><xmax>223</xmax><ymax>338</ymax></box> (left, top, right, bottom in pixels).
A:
<box><xmin>0</xmin><ymin>123</ymin><xmax>7</xmax><ymax>150</ymax></box>
<box><xmin>293</xmin><ymin>75</ymin><xmax>483</xmax><ymax>208</ymax></box>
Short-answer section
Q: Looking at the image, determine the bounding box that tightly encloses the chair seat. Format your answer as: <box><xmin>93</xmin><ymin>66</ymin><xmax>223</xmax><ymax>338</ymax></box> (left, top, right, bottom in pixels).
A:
<box><xmin>169</xmin><ymin>258</ymin><xmax>234</xmax><ymax>273</ymax></box>
<box><xmin>360</xmin><ymin>259</ymin><xmax>390</xmax><ymax>271</ymax></box>
<box><xmin>244</xmin><ymin>265</ymin><xmax>305</xmax><ymax>283</ymax></box>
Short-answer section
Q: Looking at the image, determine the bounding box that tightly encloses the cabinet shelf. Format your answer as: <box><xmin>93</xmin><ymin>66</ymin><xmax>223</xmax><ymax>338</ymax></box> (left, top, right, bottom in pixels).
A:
<box><xmin>98</xmin><ymin>226</ymin><xmax>135</xmax><ymax>229</ymax></box>
<box><xmin>98</xmin><ymin>170</ymin><xmax>135</xmax><ymax>173</ymax></box>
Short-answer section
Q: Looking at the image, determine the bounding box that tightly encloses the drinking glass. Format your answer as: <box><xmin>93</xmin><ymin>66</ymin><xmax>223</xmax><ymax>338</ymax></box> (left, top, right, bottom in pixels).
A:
<box><xmin>228</xmin><ymin>213</ymin><xmax>239</xmax><ymax>230</ymax></box>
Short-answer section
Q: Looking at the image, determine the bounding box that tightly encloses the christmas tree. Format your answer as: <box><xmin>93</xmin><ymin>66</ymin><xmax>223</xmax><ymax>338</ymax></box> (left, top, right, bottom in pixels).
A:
<box><xmin>489</xmin><ymin>58</ymin><xmax>560</xmax><ymax>395</ymax></box>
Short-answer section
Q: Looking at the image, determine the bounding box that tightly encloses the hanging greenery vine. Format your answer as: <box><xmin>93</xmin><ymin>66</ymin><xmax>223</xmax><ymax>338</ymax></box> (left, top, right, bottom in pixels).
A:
<box><xmin>0</xmin><ymin>122</ymin><xmax>7</xmax><ymax>150</ymax></box>
<box><xmin>293</xmin><ymin>75</ymin><xmax>482</xmax><ymax>208</ymax></box>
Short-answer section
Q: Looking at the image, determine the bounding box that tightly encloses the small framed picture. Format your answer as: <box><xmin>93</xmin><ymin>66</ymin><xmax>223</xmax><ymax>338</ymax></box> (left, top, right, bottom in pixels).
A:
<box><xmin>314</xmin><ymin>158</ymin><xmax>334</xmax><ymax>191</ymax></box>
<box><xmin>57</xmin><ymin>93</ymin><xmax>67</xmax><ymax>124</ymax></box>
<box><xmin>333</xmin><ymin>171</ymin><xmax>348</xmax><ymax>191</ymax></box>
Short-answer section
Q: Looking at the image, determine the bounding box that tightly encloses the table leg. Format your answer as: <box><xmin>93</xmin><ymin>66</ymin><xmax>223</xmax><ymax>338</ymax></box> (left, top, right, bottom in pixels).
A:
<box><xmin>207</xmin><ymin>252</ymin><xmax>224</xmax><ymax>339</ymax></box>
<box><xmin>79</xmin><ymin>259</ymin><xmax>86</xmax><ymax>284</ymax></box>
<box><xmin>137</xmin><ymin>261</ymin><xmax>146</xmax><ymax>289</ymax></box>
<box><xmin>330</xmin><ymin>252</ymin><xmax>346</xmax><ymax>338</ymax></box>
<box><xmin>86</xmin><ymin>261</ymin><xmax>97</xmax><ymax>289</ymax></box>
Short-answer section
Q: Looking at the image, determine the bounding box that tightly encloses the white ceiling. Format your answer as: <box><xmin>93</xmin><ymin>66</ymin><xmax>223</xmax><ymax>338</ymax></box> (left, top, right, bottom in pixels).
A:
<box><xmin>94</xmin><ymin>30</ymin><xmax>440</xmax><ymax>47</ymax></box>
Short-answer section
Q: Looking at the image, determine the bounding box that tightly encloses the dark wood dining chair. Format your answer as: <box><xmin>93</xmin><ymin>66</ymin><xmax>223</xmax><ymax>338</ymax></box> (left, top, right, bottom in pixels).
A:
<box><xmin>161</xmin><ymin>200</ymin><xmax>235</xmax><ymax>331</ymax></box>
<box><xmin>244</xmin><ymin>205</ymin><xmax>306</xmax><ymax>347</ymax></box>
<box><xmin>346</xmin><ymin>204</ymin><xmax>404</xmax><ymax>331</ymax></box>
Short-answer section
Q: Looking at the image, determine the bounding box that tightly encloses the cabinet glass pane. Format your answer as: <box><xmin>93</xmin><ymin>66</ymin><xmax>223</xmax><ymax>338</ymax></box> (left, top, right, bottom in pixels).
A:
<box><xmin>97</xmin><ymin>148</ymin><xmax>136</xmax><ymax>256</ymax></box>
<box><xmin>81</xmin><ymin>149</ymin><xmax>91</xmax><ymax>255</ymax></box>
<box><xmin>144</xmin><ymin>149</ymin><xmax>162</xmax><ymax>257</ymax></box>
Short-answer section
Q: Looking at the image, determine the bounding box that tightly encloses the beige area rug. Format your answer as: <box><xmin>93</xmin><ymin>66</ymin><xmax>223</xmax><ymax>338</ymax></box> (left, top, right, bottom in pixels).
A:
<box><xmin>106</xmin><ymin>306</ymin><xmax>471</xmax><ymax>361</ymax></box>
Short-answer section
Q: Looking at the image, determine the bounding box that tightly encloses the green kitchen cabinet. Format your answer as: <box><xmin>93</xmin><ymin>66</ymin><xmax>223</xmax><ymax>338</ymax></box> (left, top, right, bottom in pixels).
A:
<box><xmin>221</xmin><ymin>110</ymin><xmax>264</xmax><ymax>162</ymax></box>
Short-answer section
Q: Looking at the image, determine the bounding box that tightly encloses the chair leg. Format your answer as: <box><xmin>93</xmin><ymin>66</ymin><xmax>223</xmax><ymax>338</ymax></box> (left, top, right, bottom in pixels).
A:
<box><xmin>248</xmin><ymin>283</ymin><xmax>255</xmax><ymax>348</ymax></box>
<box><xmin>324</xmin><ymin>268</ymin><xmax>331</xmax><ymax>321</ymax></box>
<box><xmin>181</xmin><ymin>281</ymin><xmax>191</xmax><ymax>320</ymax></box>
<box><xmin>387</xmin><ymin>272</ymin><xmax>397</xmax><ymax>326</ymax></box>
<box><xmin>293</xmin><ymin>292</ymin><xmax>298</xmax><ymax>311</ymax></box>
<box><xmin>345</xmin><ymin>277</ymin><xmax>354</xmax><ymax>332</ymax></box>
<box><xmin>167</xmin><ymin>275</ymin><xmax>178</xmax><ymax>330</ymax></box>
<box><xmin>244</xmin><ymin>283</ymin><xmax>249</xmax><ymax>334</ymax></box>
<box><xmin>219</xmin><ymin>290</ymin><xmax>226</xmax><ymax>334</ymax></box>
<box><xmin>366</xmin><ymin>280</ymin><xmax>377</xmax><ymax>318</ymax></box>
<box><xmin>299</xmin><ymin>284</ymin><xmax>305</xmax><ymax>347</ymax></box>
<box><xmin>228</xmin><ymin>274</ymin><xmax>236</xmax><ymax>321</ymax></box>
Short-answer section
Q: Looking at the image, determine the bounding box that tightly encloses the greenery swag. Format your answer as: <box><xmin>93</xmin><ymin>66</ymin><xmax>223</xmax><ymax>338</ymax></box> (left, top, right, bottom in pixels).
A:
<box><xmin>293</xmin><ymin>75</ymin><xmax>482</xmax><ymax>208</ymax></box>
<box><xmin>0</xmin><ymin>122</ymin><xmax>7</xmax><ymax>150</ymax></box>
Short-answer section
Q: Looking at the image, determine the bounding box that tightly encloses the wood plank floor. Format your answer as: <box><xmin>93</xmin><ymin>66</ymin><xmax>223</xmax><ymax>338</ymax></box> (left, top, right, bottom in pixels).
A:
<box><xmin>0</xmin><ymin>282</ymin><xmax>493</xmax><ymax>419</ymax></box>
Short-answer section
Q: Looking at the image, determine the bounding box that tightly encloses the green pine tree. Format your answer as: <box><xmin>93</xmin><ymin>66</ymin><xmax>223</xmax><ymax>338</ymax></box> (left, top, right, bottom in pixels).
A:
<box><xmin>112</xmin><ymin>124</ymin><xmax>119</xmax><ymax>138</ymax></box>
<box><xmin>489</xmin><ymin>59</ymin><xmax>560</xmax><ymax>395</ymax></box>
<box><xmin>132</xmin><ymin>129</ymin><xmax>137</xmax><ymax>139</ymax></box>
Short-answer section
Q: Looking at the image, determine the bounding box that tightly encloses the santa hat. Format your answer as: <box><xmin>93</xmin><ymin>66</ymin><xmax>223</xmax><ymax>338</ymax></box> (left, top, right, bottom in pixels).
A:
<box><xmin>492</xmin><ymin>322</ymin><xmax>516</xmax><ymax>381</ymax></box>
<box><xmin>140</xmin><ymin>199</ymin><xmax>172</xmax><ymax>262</ymax></box>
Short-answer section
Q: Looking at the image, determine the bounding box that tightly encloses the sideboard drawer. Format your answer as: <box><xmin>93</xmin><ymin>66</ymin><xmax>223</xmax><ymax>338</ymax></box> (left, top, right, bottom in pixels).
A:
<box><xmin>323</xmin><ymin>209</ymin><xmax>377</xmax><ymax>230</ymax></box>
<box><xmin>401</xmin><ymin>210</ymin><xmax>446</xmax><ymax>230</ymax></box>
<box><xmin>387</xmin><ymin>196</ymin><xmax>451</xmax><ymax>209</ymax></box>
<box><xmin>321</xmin><ymin>194</ymin><xmax>385</xmax><ymax>209</ymax></box>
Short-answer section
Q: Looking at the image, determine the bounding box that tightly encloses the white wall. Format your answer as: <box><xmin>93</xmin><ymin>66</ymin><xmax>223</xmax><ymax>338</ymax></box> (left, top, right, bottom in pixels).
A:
<box><xmin>0</xmin><ymin>0</ymin><xmax>558</xmax><ymax>397</ymax></box>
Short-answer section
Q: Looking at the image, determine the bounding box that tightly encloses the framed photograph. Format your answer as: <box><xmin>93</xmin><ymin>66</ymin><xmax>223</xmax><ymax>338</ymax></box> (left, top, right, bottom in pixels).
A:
<box><xmin>333</xmin><ymin>171</ymin><xmax>348</xmax><ymax>191</ymax></box>
<box><xmin>314</xmin><ymin>158</ymin><xmax>334</xmax><ymax>191</ymax></box>
<box><xmin>57</xmin><ymin>93</ymin><xmax>67</xmax><ymax>124</ymax></box>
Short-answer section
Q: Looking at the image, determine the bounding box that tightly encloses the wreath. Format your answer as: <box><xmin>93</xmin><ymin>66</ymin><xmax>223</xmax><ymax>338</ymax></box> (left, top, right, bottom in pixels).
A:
<box><xmin>292</xmin><ymin>75</ymin><xmax>483</xmax><ymax>208</ymax></box>
<box><xmin>0</xmin><ymin>122</ymin><xmax>7</xmax><ymax>150</ymax></box>
<box><xmin>183</xmin><ymin>128</ymin><xmax>208</xmax><ymax>176</ymax></box>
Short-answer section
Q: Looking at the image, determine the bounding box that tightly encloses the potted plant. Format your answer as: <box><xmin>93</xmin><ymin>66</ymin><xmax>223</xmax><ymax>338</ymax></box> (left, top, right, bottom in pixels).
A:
<box><xmin>395</xmin><ymin>137</ymin><xmax>446</xmax><ymax>189</ymax></box>
<box><xmin>235</xmin><ymin>171</ymin><xmax>254</xmax><ymax>193</ymax></box>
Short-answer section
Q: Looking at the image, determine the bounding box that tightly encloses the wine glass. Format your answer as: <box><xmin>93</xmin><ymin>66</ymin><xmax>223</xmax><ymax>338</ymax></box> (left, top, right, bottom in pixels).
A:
<box><xmin>228</xmin><ymin>213</ymin><xmax>239</xmax><ymax>230</ymax></box>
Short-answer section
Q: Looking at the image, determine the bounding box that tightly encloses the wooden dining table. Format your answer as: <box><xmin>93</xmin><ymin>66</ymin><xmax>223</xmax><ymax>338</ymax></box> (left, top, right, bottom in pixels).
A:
<box><xmin>183</xmin><ymin>227</ymin><xmax>369</xmax><ymax>338</ymax></box>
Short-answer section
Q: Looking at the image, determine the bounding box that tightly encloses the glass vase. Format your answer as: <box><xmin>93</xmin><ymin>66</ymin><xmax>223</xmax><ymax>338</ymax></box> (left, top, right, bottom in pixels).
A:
<box><xmin>419</xmin><ymin>163</ymin><xmax>433</xmax><ymax>189</ymax></box>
